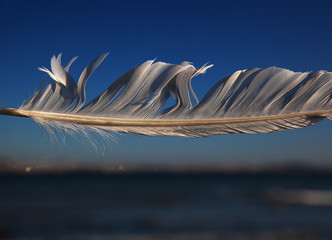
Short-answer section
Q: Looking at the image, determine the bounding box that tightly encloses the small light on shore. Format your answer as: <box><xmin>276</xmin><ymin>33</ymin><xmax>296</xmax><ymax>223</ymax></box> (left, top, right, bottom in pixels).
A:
<box><xmin>118</xmin><ymin>165</ymin><xmax>125</xmax><ymax>172</ymax></box>
<box><xmin>25</xmin><ymin>167</ymin><xmax>31</xmax><ymax>173</ymax></box>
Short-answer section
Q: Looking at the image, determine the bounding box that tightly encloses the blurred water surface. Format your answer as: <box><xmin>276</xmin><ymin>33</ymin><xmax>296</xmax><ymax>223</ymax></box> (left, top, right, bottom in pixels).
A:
<box><xmin>0</xmin><ymin>172</ymin><xmax>332</xmax><ymax>240</ymax></box>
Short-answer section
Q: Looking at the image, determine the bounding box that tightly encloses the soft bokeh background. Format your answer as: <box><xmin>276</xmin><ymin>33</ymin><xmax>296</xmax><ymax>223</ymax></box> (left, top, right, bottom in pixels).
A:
<box><xmin>0</xmin><ymin>0</ymin><xmax>332</xmax><ymax>170</ymax></box>
<box><xmin>1</xmin><ymin>1</ymin><xmax>332</xmax><ymax>239</ymax></box>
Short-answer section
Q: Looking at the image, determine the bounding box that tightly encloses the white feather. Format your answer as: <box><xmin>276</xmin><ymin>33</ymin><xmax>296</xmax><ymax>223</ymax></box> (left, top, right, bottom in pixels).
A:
<box><xmin>0</xmin><ymin>53</ymin><xmax>331</xmax><ymax>138</ymax></box>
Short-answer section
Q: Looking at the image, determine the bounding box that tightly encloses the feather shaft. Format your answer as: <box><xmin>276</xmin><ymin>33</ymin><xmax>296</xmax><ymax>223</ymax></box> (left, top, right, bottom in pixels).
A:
<box><xmin>0</xmin><ymin>107</ymin><xmax>330</xmax><ymax>127</ymax></box>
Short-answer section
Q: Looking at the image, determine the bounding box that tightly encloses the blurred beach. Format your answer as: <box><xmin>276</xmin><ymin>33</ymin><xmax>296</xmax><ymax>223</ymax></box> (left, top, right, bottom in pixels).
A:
<box><xmin>1</xmin><ymin>169</ymin><xmax>332</xmax><ymax>240</ymax></box>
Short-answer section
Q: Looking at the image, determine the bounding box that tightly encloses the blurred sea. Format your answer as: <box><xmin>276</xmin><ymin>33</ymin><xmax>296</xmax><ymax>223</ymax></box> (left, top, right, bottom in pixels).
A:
<box><xmin>1</xmin><ymin>171</ymin><xmax>332</xmax><ymax>240</ymax></box>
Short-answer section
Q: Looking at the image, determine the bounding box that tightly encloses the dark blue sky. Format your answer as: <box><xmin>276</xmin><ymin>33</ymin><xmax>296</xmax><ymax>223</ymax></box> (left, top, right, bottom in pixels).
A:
<box><xmin>0</xmin><ymin>0</ymin><xmax>332</xmax><ymax>167</ymax></box>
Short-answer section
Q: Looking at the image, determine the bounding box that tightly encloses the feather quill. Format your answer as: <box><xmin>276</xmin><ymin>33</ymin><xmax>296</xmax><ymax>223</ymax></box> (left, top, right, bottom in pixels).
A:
<box><xmin>0</xmin><ymin>53</ymin><xmax>331</xmax><ymax>138</ymax></box>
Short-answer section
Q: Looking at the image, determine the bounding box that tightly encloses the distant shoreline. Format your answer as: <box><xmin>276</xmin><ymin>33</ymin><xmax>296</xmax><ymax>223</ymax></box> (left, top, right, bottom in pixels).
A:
<box><xmin>1</xmin><ymin>165</ymin><xmax>332</xmax><ymax>175</ymax></box>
